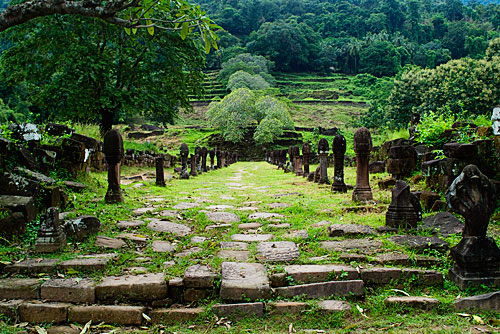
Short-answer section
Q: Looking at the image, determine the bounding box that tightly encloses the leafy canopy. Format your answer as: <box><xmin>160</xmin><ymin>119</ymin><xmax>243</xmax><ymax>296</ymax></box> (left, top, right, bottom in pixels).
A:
<box><xmin>206</xmin><ymin>88</ymin><xmax>294</xmax><ymax>145</ymax></box>
<box><xmin>227</xmin><ymin>71</ymin><xmax>270</xmax><ymax>91</ymax></box>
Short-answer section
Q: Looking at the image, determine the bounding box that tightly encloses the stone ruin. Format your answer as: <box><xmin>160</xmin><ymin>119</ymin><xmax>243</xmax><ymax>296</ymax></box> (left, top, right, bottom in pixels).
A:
<box><xmin>190</xmin><ymin>153</ymin><xmax>197</xmax><ymax>177</ymax></box>
<box><xmin>302</xmin><ymin>142</ymin><xmax>311</xmax><ymax>177</ymax></box>
<box><xmin>216</xmin><ymin>150</ymin><xmax>222</xmax><ymax>169</ymax></box>
<box><xmin>209</xmin><ymin>149</ymin><xmax>216</xmax><ymax>170</ymax></box>
<box><xmin>386</xmin><ymin>140</ymin><xmax>417</xmax><ymax>179</ymax></box>
<box><xmin>195</xmin><ymin>147</ymin><xmax>202</xmax><ymax>174</ymax></box>
<box><xmin>446</xmin><ymin>164</ymin><xmax>500</xmax><ymax>289</ymax></box>
<box><xmin>103</xmin><ymin>129</ymin><xmax>124</xmax><ymax>204</ymax></box>
<box><xmin>331</xmin><ymin>134</ymin><xmax>347</xmax><ymax>193</ymax></box>
<box><xmin>179</xmin><ymin>143</ymin><xmax>190</xmax><ymax>179</ymax></box>
<box><xmin>317</xmin><ymin>138</ymin><xmax>330</xmax><ymax>185</ymax></box>
<box><xmin>201</xmin><ymin>147</ymin><xmax>208</xmax><ymax>172</ymax></box>
<box><xmin>385</xmin><ymin>180</ymin><xmax>422</xmax><ymax>229</ymax></box>
<box><xmin>352</xmin><ymin>127</ymin><xmax>373</xmax><ymax>201</ymax></box>
<box><xmin>34</xmin><ymin>207</ymin><xmax>66</xmax><ymax>253</ymax></box>
<box><xmin>155</xmin><ymin>156</ymin><xmax>166</xmax><ymax>187</ymax></box>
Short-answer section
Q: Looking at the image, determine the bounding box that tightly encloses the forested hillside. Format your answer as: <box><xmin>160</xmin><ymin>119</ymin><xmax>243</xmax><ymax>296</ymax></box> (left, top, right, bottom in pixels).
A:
<box><xmin>198</xmin><ymin>0</ymin><xmax>500</xmax><ymax>76</ymax></box>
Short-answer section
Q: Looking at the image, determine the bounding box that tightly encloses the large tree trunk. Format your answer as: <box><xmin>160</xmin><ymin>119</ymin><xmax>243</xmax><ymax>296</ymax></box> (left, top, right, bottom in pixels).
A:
<box><xmin>100</xmin><ymin>108</ymin><xmax>114</xmax><ymax>135</ymax></box>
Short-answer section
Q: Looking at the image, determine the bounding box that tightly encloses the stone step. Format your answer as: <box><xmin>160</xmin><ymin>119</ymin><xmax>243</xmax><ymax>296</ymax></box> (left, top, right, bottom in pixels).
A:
<box><xmin>220</xmin><ymin>262</ymin><xmax>271</xmax><ymax>301</ymax></box>
<box><xmin>212</xmin><ymin>302</ymin><xmax>264</xmax><ymax>319</ymax></box>
<box><xmin>384</xmin><ymin>296</ymin><xmax>440</xmax><ymax>310</ymax></box>
<box><xmin>274</xmin><ymin>280</ymin><xmax>364</xmax><ymax>299</ymax></box>
<box><xmin>95</xmin><ymin>273</ymin><xmax>167</xmax><ymax>303</ymax></box>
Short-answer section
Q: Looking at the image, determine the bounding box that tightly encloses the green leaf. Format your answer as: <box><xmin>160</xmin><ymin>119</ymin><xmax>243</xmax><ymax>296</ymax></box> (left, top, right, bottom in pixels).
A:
<box><xmin>180</xmin><ymin>22</ymin><xmax>189</xmax><ymax>40</ymax></box>
<box><xmin>132</xmin><ymin>28</ymin><xmax>138</xmax><ymax>34</ymax></box>
<box><xmin>204</xmin><ymin>35</ymin><xmax>211</xmax><ymax>53</ymax></box>
<box><xmin>147</xmin><ymin>20</ymin><xmax>154</xmax><ymax>36</ymax></box>
<box><xmin>124</xmin><ymin>27</ymin><xmax>131</xmax><ymax>35</ymax></box>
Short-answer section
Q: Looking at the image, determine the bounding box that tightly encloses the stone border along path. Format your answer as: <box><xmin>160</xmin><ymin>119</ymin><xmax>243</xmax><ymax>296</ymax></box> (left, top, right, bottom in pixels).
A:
<box><xmin>1</xmin><ymin>162</ymin><xmax>494</xmax><ymax>326</ymax></box>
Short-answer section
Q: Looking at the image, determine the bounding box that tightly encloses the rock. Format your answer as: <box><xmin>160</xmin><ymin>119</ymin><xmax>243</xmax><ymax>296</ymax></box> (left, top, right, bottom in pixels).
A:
<box><xmin>117</xmin><ymin>233</ymin><xmax>148</xmax><ymax>246</ymax></box>
<box><xmin>248</xmin><ymin>212</ymin><xmax>286</xmax><ymax>220</ymax></box>
<box><xmin>369</xmin><ymin>161</ymin><xmax>385</xmax><ymax>174</ymax></box>
<box><xmin>220</xmin><ymin>262</ymin><xmax>271</xmax><ymax>301</ymax></box>
<box><xmin>62</xmin><ymin>181</ymin><xmax>87</xmax><ymax>192</ymax></box>
<box><xmin>212</xmin><ymin>303</ymin><xmax>264</xmax><ymax>318</ymax></box>
<box><xmin>0</xmin><ymin>278</ymin><xmax>42</xmax><ymax>299</ymax></box>
<box><xmin>0</xmin><ymin>212</ymin><xmax>27</xmax><ymax>239</ymax></box>
<box><xmin>47</xmin><ymin>326</ymin><xmax>79</xmax><ymax>334</ymax></box>
<box><xmin>320</xmin><ymin>239</ymin><xmax>384</xmax><ymax>254</ymax></box>
<box><xmin>220</xmin><ymin>242</ymin><xmax>248</xmax><ymax>250</ymax></box>
<box><xmin>206</xmin><ymin>205</ymin><xmax>234</xmax><ymax>210</ymax></box>
<box><xmin>19</xmin><ymin>302</ymin><xmax>69</xmax><ymax>324</ymax></box>
<box><xmin>175</xmin><ymin>247</ymin><xmax>202</xmax><ymax>258</ymax></box>
<box><xmin>360</xmin><ymin>267</ymin><xmax>402</xmax><ymax>284</ymax></box>
<box><xmin>116</xmin><ymin>220</ymin><xmax>145</xmax><ymax>229</ymax></box>
<box><xmin>419</xmin><ymin>212</ymin><xmax>464</xmax><ymax>237</ymax></box>
<box><xmin>132</xmin><ymin>207</ymin><xmax>155</xmax><ymax>216</ymax></box>
<box><xmin>191</xmin><ymin>236</ymin><xmax>207</xmax><ymax>244</ymax></box>
<box><xmin>41</xmin><ymin>278</ymin><xmax>95</xmax><ymax>304</ymax></box>
<box><xmin>454</xmin><ymin>291</ymin><xmax>500</xmax><ymax>311</ymax></box>
<box><xmin>95</xmin><ymin>236</ymin><xmax>127</xmax><ymax>249</ymax></box>
<box><xmin>4</xmin><ymin>258</ymin><xmax>58</xmax><ymax>275</ymax></box>
<box><xmin>64</xmin><ymin>216</ymin><xmax>101</xmax><ymax>240</ymax></box>
<box><xmin>58</xmin><ymin>256</ymin><xmax>112</xmax><ymax>273</ymax></box>
<box><xmin>173</xmin><ymin>202</ymin><xmax>200</xmax><ymax>210</ymax></box>
<box><xmin>231</xmin><ymin>234</ymin><xmax>274</xmax><ymax>242</ymax></box>
<box><xmin>378</xmin><ymin>178</ymin><xmax>397</xmax><ymax>190</ymax></box>
<box><xmin>96</xmin><ymin>273</ymin><xmax>167</xmax><ymax>303</ymax></box>
<box><xmin>238</xmin><ymin>222</ymin><xmax>262</xmax><ymax>230</ymax></box>
<box><xmin>401</xmin><ymin>269</ymin><xmax>443</xmax><ymax>286</ymax></box>
<box><xmin>430</xmin><ymin>200</ymin><xmax>447</xmax><ymax>212</ymax></box>
<box><xmin>327</xmin><ymin>224</ymin><xmax>376</xmax><ymax>237</ymax></box>
<box><xmin>183</xmin><ymin>265</ymin><xmax>217</xmax><ymax>288</ymax></box>
<box><xmin>151</xmin><ymin>240</ymin><xmax>175</xmax><ymax>253</ymax></box>
<box><xmin>0</xmin><ymin>195</ymin><xmax>36</xmax><ymax>224</ymax></box>
<box><xmin>274</xmin><ymin>280</ymin><xmax>364</xmax><ymax>298</ymax></box>
<box><xmin>417</xmin><ymin>191</ymin><xmax>441</xmax><ymax>211</ymax></box>
<box><xmin>375</xmin><ymin>253</ymin><xmax>411</xmax><ymax>266</ymax></box>
<box><xmin>68</xmin><ymin>305</ymin><xmax>145</xmax><ymax>325</ymax></box>
<box><xmin>390</xmin><ymin>235</ymin><xmax>448</xmax><ymax>252</ymax></box>
<box><xmin>205</xmin><ymin>211</ymin><xmax>241</xmax><ymax>223</ymax></box>
<box><xmin>268</xmin><ymin>223</ymin><xmax>291</xmax><ymax>229</ymax></box>
<box><xmin>0</xmin><ymin>300</ymin><xmax>22</xmax><ymax>320</ymax></box>
<box><xmin>256</xmin><ymin>241</ymin><xmax>300</xmax><ymax>262</ymax></box>
<box><xmin>147</xmin><ymin>220</ymin><xmax>192</xmax><ymax>236</ymax></box>
<box><xmin>217</xmin><ymin>250</ymin><xmax>250</xmax><ymax>262</ymax></box>
<box><xmin>205</xmin><ymin>223</ymin><xmax>232</xmax><ymax>230</ymax></box>
<box><xmin>384</xmin><ymin>296</ymin><xmax>440</xmax><ymax>310</ymax></box>
<box><xmin>443</xmin><ymin>143</ymin><xmax>477</xmax><ymax>159</ymax></box>
<box><xmin>267</xmin><ymin>203</ymin><xmax>291</xmax><ymax>209</ymax></box>
<box><xmin>318</xmin><ymin>300</ymin><xmax>352</xmax><ymax>313</ymax></box>
<box><xmin>284</xmin><ymin>230</ymin><xmax>309</xmax><ymax>240</ymax></box>
<box><xmin>150</xmin><ymin>308</ymin><xmax>204</xmax><ymax>324</ymax></box>
<box><xmin>269</xmin><ymin>301</ymin><xmax>308</xmax><ymax>314</ymax></box>
<box><xmin>284</xmin><ymin>264</ymin><xmax>359</xmax><ymax>284</ymax></box>
<box><xmin>159</xmin><ymin>210</ymin><xmax>178</xmax><ymax>218</ymax></box>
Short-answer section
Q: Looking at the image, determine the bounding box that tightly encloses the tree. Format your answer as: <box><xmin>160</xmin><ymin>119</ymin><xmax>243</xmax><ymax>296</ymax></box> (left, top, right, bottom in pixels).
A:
<box><xmin>206</xmin><ymin>88</ymin><xmax>293</xmax><ymax>145</ymax></box>
<box><xmin>0</xmin><ymin>15</ymin><xmax>206</xmax><ymax>132</ymax></box>
<box><xmin>227</xmin><ymin>71</ymin><xmax>270</xmax><ymax>91</ymax></box>
<box><xmin>0</xmin><ymin>0</ymin><xmax>219</xmax><ymax>53</ymax></box>
<box><xmin>359</xmin><ymin>40</ymin><xmax>401</xmax><ymax>76</ymax></box>
<box><xmin>217</xmin><ymin>53</ymin><xmax>274</xmax><ymax>86</ymax></box>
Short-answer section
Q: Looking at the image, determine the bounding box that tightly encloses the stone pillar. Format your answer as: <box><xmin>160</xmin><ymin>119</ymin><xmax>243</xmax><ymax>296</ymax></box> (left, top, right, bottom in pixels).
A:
<box><xmin>209</xmin><ymin>149</ymin><xmax>215</xmax><ymax>170</ymax></box>
<box><xmin>221</xmin><ymin>151</ymin><xmax>227</xmax><ymax>167</ymax></box>
<box><xmin>155</xmin><ymin>156</ymin><xmax>166</xmax><ymax>186</ymax></box>
<box><xmin>302</xmin><ymin>143</ymin><xmax>310</xmax><ymax>177</ymax></box>
<box><xmin>295</xmin><ymin>156</ymin><xmax>303</xmax><ymax>176</ymax></box>
<box><xmin>279</xmin><ymin>150</ymin><xmax>287</xmax><ymax>170</ymax></box>
<box><xmin>331</xmin><ymin>134</ymin><xmax>347</xmax><ymax>193</ymax></box>
<box><xmin>103</xmin><ymin>129</ymin><xmax>124</xmax><ymax>203</ymax></box>
<box><xmin>201</xmin><ymin>147</ymin><xmax>208</xmax><ymax>172</ymax></box>
<box><xmin>352</xmin><ymin>127</ymin><xmax>373</xmax><ymax>201</ymax></box>
<box><xmin>385</xmin><ymin>180</ymin><xmax>421</xmax><ymax>228</ymax></box>
<box><xmin>216</xmin><ymin>150</ymin><xmax>222</xmax><ymax>169</ymax></box>
<box><xmin>195</xmin><ymin>147</ymin><xmax>202</xmax><ymax>174</ymax></box>
<box><xmin>35</xmin><ymin>207</ymin><xmax>66</xmax><ymax>253</ymax></box>
<box><xmin>190</xmin><ymin>154</ymin><xmax>197</xmax><ymax>177</ymax></box>
<box><xmin>318</xmin><ymin>138</ymin><xmax>330</xmax><ymax>185</ymax></box>
<box><xmin>446</xmin><ymin>165</ymin><xmax>500</xmax><ymax>289</ymax></box>
<box><xmin>180</xmin><ymin>143</ymin><xmax>189</xmax><ymax>179</ymax></box>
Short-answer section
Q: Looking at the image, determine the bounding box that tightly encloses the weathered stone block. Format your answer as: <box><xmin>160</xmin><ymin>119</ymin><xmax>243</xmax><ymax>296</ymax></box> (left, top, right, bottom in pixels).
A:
<box><xmin>384</xmin><ymin>296</ymin><xmax>440</xmax><ymax>310</ymax></box>
<box><xmin>96</xmin><ymin>273</ymin><xmax>167</xmax><ymax>303</ymax></box>
<box><xmin>269</xmin><ymin>301</ymin><xmax>307</xmax><ymax>315</ymax></box>
<box><xmin>318</xmin><ymin>300</ymin><xmax>352</xmax><ymax>313</ymax></box>
<box><xmin>150</xmin><ymin>307</ymin><xmax>204</xmax><ymax>324</ymax></box>
<box><xmin>274</xmin><ymin>280</ymin><xmax>364</xmax><ymax>298</ymax></box>
<box><xmin>4</xmin><ymin>258</ymin><xmax>58</xmax><ymax>275</ymax></box>
<box><xmin>183</xmin><ymin>265</ymin><xmax>217</xmax><ymax>288</ymax></box>
<box><xmin>68</xmin><ymin>305</ymin><xmax>145</xmax><ymax>325</ymax></box>
<box><xmin>360</xmin><ymin>268</ymin><xmax>402</xmax><ymax>284</ymax></box>
<box><xmin>0</xmin><ymin>278</ymin><xmax>41</xmax><ymax>299</ymax></box>
<box><xmin>212</xmin><ymin>302</ymin><xmax>264</xmax><ymax>318</ymax></box>
<box><xmin>19</xmin><ymin>302</ymin><xmax>69</xmax><ymax>323</ymax></box>
<box><xmin>0</xmin><ymin>300</ymin><xmax>22</xmax><ymax>320</ymax></box>
<box><xmin>220</xmin><ymin>262</ymin><xmax>271</xmax><ymax>301</ymax></box>
<box><xmin>284</xmin><ymin>264</ymin><xmax>359</xmax><ymax>284</ymax></box>
<box><xmin>41</xmin><ymin>279</ymin><xmax>95</xmax><ymax>304</ymax></box>
<box><xmin>454</xmin><ymin>291</ymin><xmax>500</xmax><ymax>311</ymax></box>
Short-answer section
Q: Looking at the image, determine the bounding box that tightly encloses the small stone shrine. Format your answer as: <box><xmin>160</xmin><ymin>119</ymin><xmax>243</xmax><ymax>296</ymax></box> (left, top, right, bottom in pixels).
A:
<box><xmin>155</xmin><ymin>156</ymin><xmax>165</xmax><ymax>187</ymax></box>
<box><xmin>318</xmin><ymin>138</ymin><xmax>330</xmax><ymax>184</ymax></box>
<box><xmin>209</xmin><ymin>149</ymin><xmax>215</xmax><ymax>170</ymax></box>
<box><xmin>201</xmin><ymin>147</ymin><xmax>208</xmax><ymax>172</ymax></box>
<box><xmin>352</xmin><ymin>127</ymin><xmax>373</xmax><ymax>201</ymax></box>
<box><xmin>331</xmin><ymin>134</ymin><xmax>347</xmax><ymax>193</ymax></box>
<box><xmin>446</xmin><ymin>164</ymin><xmax>500</xmax><ymax>289</ymax></box>
<box><xmin>103</xmin><ymin>128</ymin><xmax>124</xmax><ymax>203</ymax></box>
<box><xmin>35</xmin><ymin>207</ymin><xmax>66</xmax><ymax>252</ymax></box>
<box><xmin>302</xmin><ymin>142</ymin><xmax>310</xmax><ymax>177</ymax></box>
<box><xmin>492</xmin><ymin>106</ymin><xmax>500</xmax><ymax>136</ymax></box>
<box><xmin>385</xmin><ymin>180</ymin><xmax>422</xmax><ymax>228</ymax></box>
<box><xmin>180</xmin><ymin>143</ymin><xmax>190</xmax><ymax>179</ymax></box>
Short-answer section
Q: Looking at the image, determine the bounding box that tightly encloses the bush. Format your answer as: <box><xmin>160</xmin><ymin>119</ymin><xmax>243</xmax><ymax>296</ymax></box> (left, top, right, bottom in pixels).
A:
<box><xmin>227</xmin><ymin>71</ymin><xmax>270</xmax><ymax>91</ymax></box>
<box><xmin>217</xmin><ymin>53</ymin><xmax>275</xmax><ymax>86</ymax></box>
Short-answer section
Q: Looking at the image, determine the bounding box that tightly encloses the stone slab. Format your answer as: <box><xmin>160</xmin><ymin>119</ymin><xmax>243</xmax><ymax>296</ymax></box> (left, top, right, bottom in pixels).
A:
<box><xmin>318</xmin><ymin>300</ymin><xmax>352</xmax><ymax>313</ymax></box>
<box><xmin>274</xmin><ymin>280</ymin><xmax>364</xmax><ymax>298</ymax></box>
<box><xmin>173</xmin><ymin>202</ymin><xmax>200</xmax><ymax>210</ymax></box>
<box><xmin>68</xmin><ymin>305</ymin><xmax>145</xmax><ymax>325</ymax></box>
<box><xmin>220</xmin><ymin>262</ymin><xmax>271</xmax><ymax>301</ymax></box>
<box><xmin>0</xmin><ymin>300</ymin><xmax>22</xmax><ymax>319</ymax></box>
<box><xmin>269</xmin><ymin>301</ymin><xmax>308</xmax><ymax>314</ymax></box>
<box><xmin>385</xmin><ymin>296</ymin><xmax>440</xmax><ymax>310</ymax></box>
<box><xmin>248</xmin><ymin>212</ymin><xmax>286</xmax><ymax>220</ymax></box>
<box><xmin>151</xmin><ymin>240</ymin><xmax>175</xmax><ymax>253</ymax></box>
<box><xmin>238</xmin><ymin>223</ymin><xmax>262</xmax><ymax>230</ymax></box>
<box><xmin>256</xmin><ymin>241</ymin><xmax>300</xmax><ymax>263</ymax></box>
<box><xmin>217</xmin><ymin>250</ymin><xmax>250</xmax><ymax>262</ymax></box>
<box><xmin>360</xmin><ymin>267</ymin><xmax>402</xmax><ymax>284</ymax></box>
<box><xmin>58</xmin><ymin>257</ymin><xmax>110</xmax><ymax>272</ymax></box>
<box><xmin>205</xmin><ymin>211</ymin><xmax>240</xmax><ymax>223</ymax></box>
<box><xmin>147</xmin><ymin>220</ymin><xmax>192</xmax><ymax>236</ymax></box>
<box><xmin>390</xmin><ymin>235</ymin><xmax>448</xmax><ymax>252</ymax></box>
<box><xmin>327</xmin><ymin>224</ymin><xmax>376</xmax><ymax>237</ymax></box>
<box><xmin>117</xmin><ymin>233</ymin><xmax>148</xmax><ymax>246</ymax></box>
<box><xmin>401</xmin><ymin>269</ymin><xmax>444</xmax><ymax>286</ymax></box>
<box><xmin>116</xmin><ymin>220</ymin><xmax>145</xmax><ymax>230</ymax></box>
<box><xmin>284</xmin><ymin>264</ymin><xmax>359</xmax><ymax>284</ymax></box>
<box><xmin>418</xmin><ymin>212</ymin><xmax>464</xmax><ymax>237</ymax></box>
<box><xmin>206</xmin><ymin>205</ymin><xmax>235</xmax><ymax>211</ymax></box>
<box><xmin>19</xmin><ymin>302</ymin><xmax>69</xmax><ymax>323</ymax></box>
<box><xmin>268</xmin><ymin>203</ymin><xmax>291</xmax><ymax>209</ymax></box>
<box><xmin>132</xmin><ymin>207</ymin><xmax>155</xmax><ymax>216</ymax></box>
<box><xmin>205</xmin><ymin>223</ymin><xmax>232</xmax><ymax>230</ymax></box>
<box><xmin>212</xmin><ymin>302</ymin><xmax>264</xmax><ymax>318</ymax></box>
<box><xmin>4</xmin><ymin>258</ymin><xmax>58</xmax><ymax>275</ymax></box>
<box><xmin>150</xmin><ymin>307</ymin><xmax>204</xmax><ymax>324</ymax></box>
<box><xmin>284</xmin><ymin>230</ymin><xmax>309</xmax><ymax>240</ymax></box>
<box><xmin>0</xmin><ymin>278</ymin><xmax>41</xmax><ymax>299</ymax></box>
<box><xmin>95</xmin><ymin>273</ymin><xmax>167</xmax><ymax>303</ymax></box>
<box><xmin>175</xmin><ymin>247</ymin><xmax>202</xmax><ymax>258</ymax></box>
<box><xmin>220</xmin><ymin>242</ymin><xmax>249</xmax><ymax>250</ymax></box>
<box><xmin>320</xmin><ymin>239</ymin><xmax>384</xmax><ymax>254</ymax></box>
<box><xmin>95</xmin><ymin>236</ymin><xmax>127</xmax><ymax>249</ymax></box>
<box><xmin>184</xmin><ymin>265</ymin><xmax>217</xmax><ymax>288</ymax></box>
<box><xmin>231</xmin><ymin>234</ymin><xmax>274</xmax><ymax>242</ymax></box>
<box><xmin>454</xmin><ymin>291</ymin><xmax>500</xmax><ymax>311</ymax></box>
<box><xmin>41</xmin><ymin>278</ymin><xmax>95</xmax><ymax>304</ymax></box>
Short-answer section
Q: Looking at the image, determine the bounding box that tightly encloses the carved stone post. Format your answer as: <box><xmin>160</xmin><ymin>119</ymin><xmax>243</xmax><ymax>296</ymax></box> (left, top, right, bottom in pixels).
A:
<box><xmin>180</xmin><ymin>143</ymin><xmax>190</xmax><ymax>179</ymax></box>
<box><xmin>35</xmin><ymin>207</ymin><xmax>66</xmax><ymax>253</ymax></box>
<box><xmin>103</xmin><ymin>129</ymin><xmax>124</xmax><ymax>203</ymax></box>
<box><xmin>302</xmin><ymin>142</ymin><xmax>310</xmax><ymax>177</ymax></box>
<box><xmin>209</xmin><ymin>149</ymin><xmax>215</xmax><ymax>170</ymax></box>
<box><xmin>190</xmin><ymin>154</ymin><xmax>197</xmax><ymax>177</ymax></box>
<box><xmin>201</xmin><ymin>147</ymin><xmax>208</xmax><ymax>172</ymax></box>
<box><xmin>331</xmin><ymin>134</ymin><xmax>347</xmax><ymax>193</ymax></box>
<box><xmin>385</xmin><ymin>180</ymin><xmax>421</xmax><ymax>228</ymax></box>
<box><xmin>352</xmin><ymin>127</ymin><xmax>373</xmax><ymax>201</ymax></box>
<box><xmin>155</xmin><ymin>156</ymin><xmax>166</xmax><ymax>186</ymax></box>
<box><xmin>447</xmin><ymin>165</ymin><xmax>500</xmax><ymax>289</ymax></box>
<box><xmin>318</xmin><ymin>138</ymin><xmax>330</xmax><ymax>185</ymax></box>
<box><xmin>195</xmin><ymin>146</ymin><xmax>202</xmax><ymax>174</ymax></box>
